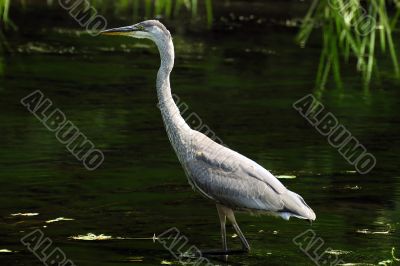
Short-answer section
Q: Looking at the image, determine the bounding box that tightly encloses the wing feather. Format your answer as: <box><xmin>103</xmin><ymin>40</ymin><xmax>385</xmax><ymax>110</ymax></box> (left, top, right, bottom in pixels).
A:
<box><xmin>183</xmin><ymin>131</ymin><xmax>288</xmax><ymax>211</ymax></box>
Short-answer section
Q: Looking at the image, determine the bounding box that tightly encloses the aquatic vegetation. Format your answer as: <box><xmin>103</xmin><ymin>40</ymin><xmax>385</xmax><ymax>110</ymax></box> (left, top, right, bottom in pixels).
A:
<box><xmin>1</xmin><ymin>0</ymin><xmax>213</xmax><ymax>27</ymax></box>
<box><xmin>0</xmin><ymin>0</ymin><xmax>9</xmax><ymax>50</ymax></box>
<box><xmin>0</xmin><ymin>0</ymin><xmax>9</xmax><ymax>25</ymax></box>
<box><xmin>0</xmin><ymin>0</ymin><xmax>17</xmax><ymax>30</ymax></box>
<box><xmin>378</xmin><ymin>247</ymin><xmax>400</xmax><ymax>265</ymax></box>
<box><xmin>90</xmin><ymin>0</ymin><xmax>213</xmax><ymax>26</ymax></box>
<box><xmin>0</xmin><ymin>0</ymin><xmax>213</xmax><ymax>50</ymax></box>
<box><xmin>298</xmin><ymin>0</ymin><xmax>400</xmax><ymax>89</ymax></box>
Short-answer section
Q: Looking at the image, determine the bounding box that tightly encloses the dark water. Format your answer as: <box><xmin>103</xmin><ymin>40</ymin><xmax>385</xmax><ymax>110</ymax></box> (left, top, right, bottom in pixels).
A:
<box><xmin>1</xmin><ymin>3</ymin><xmax>400</xmax><ymax>266</ymax></box>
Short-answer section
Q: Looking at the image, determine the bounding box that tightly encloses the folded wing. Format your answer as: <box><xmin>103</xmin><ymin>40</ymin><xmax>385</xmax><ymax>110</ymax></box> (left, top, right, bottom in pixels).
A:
<box><xmin>183</xmin><ymin>131</ymin><xmax>315</xmax><ymax>220</ymax></box>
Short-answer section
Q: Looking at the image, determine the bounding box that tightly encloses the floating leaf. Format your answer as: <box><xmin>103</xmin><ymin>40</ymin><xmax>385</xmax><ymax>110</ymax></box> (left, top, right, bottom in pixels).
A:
<box><xmin>325</xmin><ymin>249</ymin><xmax>352</xmax><ymax>255</ymax></box>
<box><xmin>356</xmin><ymin>224</ymin><xmax>391</xmax><ymax>235</ymax></box>
<box><xmin>0</xmin><ymin>249</ymin><xmax>13</xmax><ymax>253</ymax></box>
<box><xmin>277</xmin><ymin>175</ymin><xmax>296</xmax><ymax>179</ymax></box>
<box><xmin>46</xmin><ymin>217</ymin><xmax>74</xmax><ymax>223</ymax></box>
<box><xmin>11</xmin><ymin>213</ymin><xmax>39</xmax><ymax>217</ymax></box>
<box><xmin>70</xmin><ymin>233</ymin><xmax>112</xmax><ymax>241</ymax></box>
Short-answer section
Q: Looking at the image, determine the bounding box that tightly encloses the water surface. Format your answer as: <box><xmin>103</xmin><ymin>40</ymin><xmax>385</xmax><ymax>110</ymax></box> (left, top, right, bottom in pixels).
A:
<box><xmin>0</xmin><ymin>3</ymin><xmax>400</xmax><ymax>266</ymax></box>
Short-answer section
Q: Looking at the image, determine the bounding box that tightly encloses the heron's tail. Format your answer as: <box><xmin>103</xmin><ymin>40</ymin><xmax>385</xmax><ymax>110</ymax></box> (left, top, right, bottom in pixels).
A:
<box><xmin>279</xmin><ymin>190</ymin><xmax>316</xmax><ymax>221</ymax></box>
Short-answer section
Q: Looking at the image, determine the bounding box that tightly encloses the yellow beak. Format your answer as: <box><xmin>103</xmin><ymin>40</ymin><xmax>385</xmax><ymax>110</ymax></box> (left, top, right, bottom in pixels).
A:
<box><xmin>100</xmin><ymin>26</ymin><xmax>137</xmax><ymax>36</ymax></box>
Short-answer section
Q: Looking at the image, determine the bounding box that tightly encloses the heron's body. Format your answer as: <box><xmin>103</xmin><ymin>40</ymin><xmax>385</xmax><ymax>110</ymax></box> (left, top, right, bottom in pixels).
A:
<box><xmin>102</xmin><ymin>20</ymin><xmax>316</xmax><ymax>252</ymax></box>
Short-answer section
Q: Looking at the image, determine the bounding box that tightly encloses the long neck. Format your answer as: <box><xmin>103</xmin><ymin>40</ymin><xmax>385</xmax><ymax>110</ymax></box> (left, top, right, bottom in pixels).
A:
<box><xmin>155</xmin><ymin>36</ymin><xmax>191</xmax><ymax>158</ymax></box>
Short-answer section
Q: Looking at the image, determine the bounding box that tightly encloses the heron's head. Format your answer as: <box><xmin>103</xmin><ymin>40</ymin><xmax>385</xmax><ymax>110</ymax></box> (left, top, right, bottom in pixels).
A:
<box><xmin>100</xmin><ymin>20</ymin><xmax>171</xmax><ymax>42</ymax></box>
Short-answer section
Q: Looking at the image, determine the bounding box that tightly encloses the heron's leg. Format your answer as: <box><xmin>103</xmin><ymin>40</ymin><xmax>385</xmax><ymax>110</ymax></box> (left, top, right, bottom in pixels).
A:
<box><xmin>217</xmin><ymin>204</ymin><xmax>251</xmax><ymax>252</ymax></box>
<box><xmin>216</xmin><ymin>204</ymin><xmax>227</xmax><ymax>251</ymax></box>
<box><xmin>225</xmin><ymin>209</ymin><xmax>250</xmax><ymax>252</ymax></box>
<box><xmin>189</xmin><ymin>205</ymin><xmax>233</xmax><ymax>257</ymax></box>
<box><xmin>231</xmin><ymin>221</ymin><xmax>251</xmax><ymax>252</ymax></box>
<box><xmin>189</xmin><ymin>205</ymin><xmax>248</xmax><ymax>258</ymax></box>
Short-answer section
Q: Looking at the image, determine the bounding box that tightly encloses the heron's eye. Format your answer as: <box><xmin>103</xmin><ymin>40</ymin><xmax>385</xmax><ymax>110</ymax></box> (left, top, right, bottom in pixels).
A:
<box><xmin>137</xmin><ymin>25</ymin><xmax>146</xmax><ymax>31</ymax></box>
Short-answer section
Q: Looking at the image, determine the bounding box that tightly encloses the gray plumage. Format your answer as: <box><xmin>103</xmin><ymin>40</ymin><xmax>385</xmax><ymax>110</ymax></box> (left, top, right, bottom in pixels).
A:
<box><xmin>101</xmin><ymin>20</ymin><xmax>316</xmax><ymax>252</ymax></box>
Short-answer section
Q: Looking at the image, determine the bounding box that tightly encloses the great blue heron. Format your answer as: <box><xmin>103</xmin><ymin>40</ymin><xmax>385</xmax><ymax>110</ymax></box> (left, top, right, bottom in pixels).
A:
<box><xmin>101</xmin><ymin>20</ymin><xmax>316</xmax><ymax>253</ymax></box>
